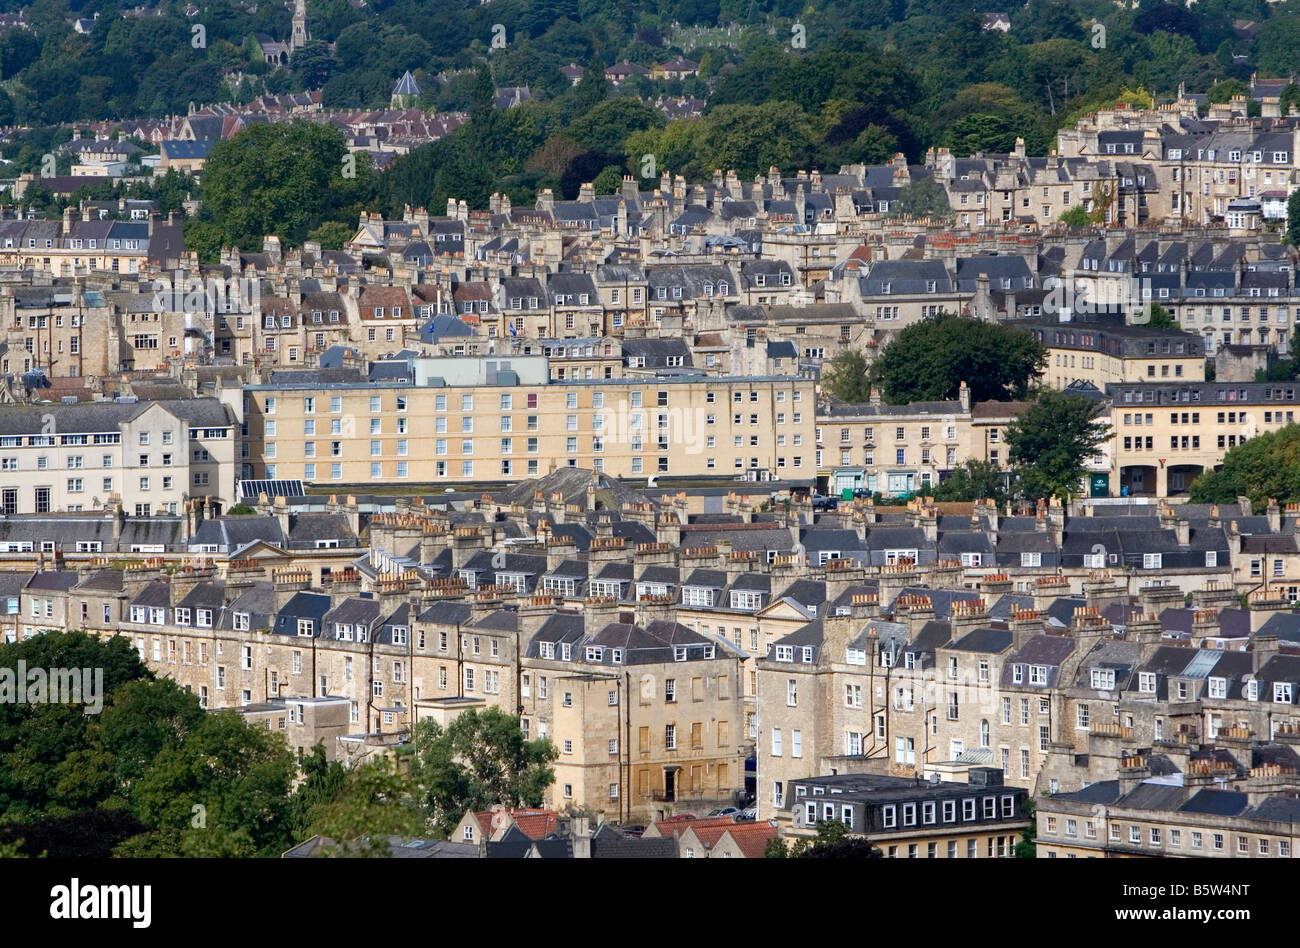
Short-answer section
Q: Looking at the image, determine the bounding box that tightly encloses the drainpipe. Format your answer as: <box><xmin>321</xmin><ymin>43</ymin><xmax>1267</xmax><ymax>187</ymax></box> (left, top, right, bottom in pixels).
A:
<box><xmin>621</xmin><ymin>672</ymin><xmax>629</xmax><ymax>824</ymax></box>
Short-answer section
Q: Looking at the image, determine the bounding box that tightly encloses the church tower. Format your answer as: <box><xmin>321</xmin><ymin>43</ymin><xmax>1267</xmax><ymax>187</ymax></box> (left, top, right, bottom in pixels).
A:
<box><xmin>290</xmin><ymin>0</ymin><xmax>309</xmax><ymax>49</ymax></box>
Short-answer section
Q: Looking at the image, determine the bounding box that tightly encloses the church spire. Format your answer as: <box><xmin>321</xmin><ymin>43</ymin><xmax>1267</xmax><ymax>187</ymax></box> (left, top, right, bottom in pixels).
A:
<box><xmin>291</xmin><ymin>0</ymin><xmax>309</xmax><ymax>49</ymax></box>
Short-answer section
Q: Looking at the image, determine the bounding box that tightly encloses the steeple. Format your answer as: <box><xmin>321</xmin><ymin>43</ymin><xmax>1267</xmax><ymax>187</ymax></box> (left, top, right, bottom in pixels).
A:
<box><xmin>391</xmin><ymin>70</ymin><xmax>422</xmax><ymax>108</ymax></box>
<box><xmin>291</xmin><ymin>0</ymin><xmax>309</xmax><ymax>49</ymax></box>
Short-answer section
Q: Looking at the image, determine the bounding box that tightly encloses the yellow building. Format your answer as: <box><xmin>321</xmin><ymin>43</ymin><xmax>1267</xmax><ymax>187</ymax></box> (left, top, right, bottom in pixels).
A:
<box><xmin>1106</xmin><ymin>380</ymin><xmax>1300</xmax><ymax>497</ymax></box>
<box><xmin>244</xmin><ymin>356</ymin><xmax>816</xmax><ymax>485</ymax></box>
<box><xmin>1010</xmin><ymin>320</ymin><xmax>1206</xmax><ymax>392</ymax></box>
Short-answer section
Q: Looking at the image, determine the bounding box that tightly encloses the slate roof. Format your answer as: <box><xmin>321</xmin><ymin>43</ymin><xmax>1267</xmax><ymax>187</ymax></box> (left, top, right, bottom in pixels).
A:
<box><xmin>0</xmin><ymin>398</ymin><xmax>234</xmax><ymax>435</ymax></box>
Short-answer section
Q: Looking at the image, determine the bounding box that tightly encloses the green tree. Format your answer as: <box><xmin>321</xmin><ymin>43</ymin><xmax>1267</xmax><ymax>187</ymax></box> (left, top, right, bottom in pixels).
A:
<box><xmin>764</xmin><ymin>836</ymin><xmax>794</xmax><ymax>857</ymax></box>
<box><xmin>1288</xmin><ymin>189</ymin><xmax>1300</xmax><ymax>246</ymax></box>
<box><xmin>198</xmin><ymin>121</ymin><xmax>370</xmax><ymax>251</ymax></box>
<box><xmin>1206</xmin><ymin>78</ymin><xmax>1249</xmax><ymax>105</ymax></box>
<box><xmin>300</xmin><ymin>755</ymin><xmax>425</xmax><ymax>856</ymax></box>
<box><xmin>286</xmin><ymin>745</ymin><xmax>346</xmax><ymax>841</ymax></box>
<box><xmin>568</xmin><ymin>97</ymin><xmax>664</xmax><ymax>154</ymax></box>
<box><xmin>887</xmin><ymin>176</ymin><xmax>953</xmax><ymax>220</ymax></box>
<box><xmin>693</xmin><ymin>101</ymin><xmax>817</xmax><ymax>179</ymax></box>
<box><xmin>0</xmin><ymin>631</ymin><xmax>310</xmax><ymax>856</ymax></box>
<box><xmin>123</xmin><ymin>710</ymin><xmax>297</xmax><ymax>856</ymax></box>
<box><xmin>870</xmin><ymin>313</ymin><xmax>1046</xmax><ymax>405</ymax></box>
<box><xmin>946</xmin><ymin>113</ymin><xmax>1022</xmax><ymax>155</ymax></box>
<box><xmin>89</xmin><ymin>677</ymin><xmax>206</xmax><ymax>797</ymax></box>
<box><xmin>1005</xmin><ymin>389</ymin><xmax>1112</xmax><ymax>502</ymax></box>
<box><xmin>932</xmin><ymin>459</ymin><xmax>1009</xmax><ymax>503</ymax></box>
<box><xmin>1133</xmin><ymin>301</ymin><xmax>1177</xmax><ymax>329</ymax></box>
<box><xmin>1282</xmin><ymin>83</ymin><xmax>1300</xmax><ymax>118</ymax></box>
<box><xmin>292</xmin><ymin>40</ymin><xmax>336</xmax><ymax>90</ymax></box>
<box><xmin>1014</xmin><ymin>798</ymin><xmax>1037</xmax><ymax>858</ymax></box>
<box><xmin>1187</xmin><ymin>423</ymin><xmax>1300</xmax><ymax>508</ymax></box>
<box><xmin>591</xmin><ymin>164</ymin><xmax>625</xmax><ymax>194</ymax></box>
<box><xmin>308</xmin><ymin>221</ymin><xmax>355</xmax><ymax>250</ymax></box>
<box><xmin>409</xmin><ymin>707</ymin><xmax>558</xmax><ymax>835</ymax></box>
<box><xmin>821</xmin><ymin>350</ymin><xmax>874</xmax><ymax>403</ymax></box>
<box><xmin>1255</xmin><ymin>16</ymin><xmax>1300</xmax><ymax>76</ymax></box>
<box><xmin>1059</xmin><ymin>205</ymin><xmax>1091</xmax><ymax>227</ymax></box>
<box><xmin>0</xmin><ymin>631</ymin><xmax>149</xmax><ymax>820</ymax></box>
<box><xmin>766</xmin><ymin>819</ymin><xmax>884</xmax><ymax>858</ymax></box>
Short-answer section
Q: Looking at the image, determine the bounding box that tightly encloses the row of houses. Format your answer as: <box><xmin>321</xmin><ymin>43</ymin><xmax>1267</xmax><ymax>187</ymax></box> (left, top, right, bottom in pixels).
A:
<box><xmin>10</xmin><ymin>470</ymin><xmax>1300</xmax><ymax>852</ymax></box>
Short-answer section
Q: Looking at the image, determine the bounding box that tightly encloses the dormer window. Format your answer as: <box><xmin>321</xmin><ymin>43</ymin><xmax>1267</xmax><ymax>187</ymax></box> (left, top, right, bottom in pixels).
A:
<box><xmin>682</xmin><ymin>586</ymin><xmax>714</xmax><ymax>607</ymax></box>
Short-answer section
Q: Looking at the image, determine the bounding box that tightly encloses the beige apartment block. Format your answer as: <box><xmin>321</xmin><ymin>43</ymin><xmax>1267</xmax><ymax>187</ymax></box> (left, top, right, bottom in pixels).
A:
<box><xmin>245</xmin><ymin>363</ymin><xmax>816</xmax><ymax>485</ymax></box>
<box><xmin>817</xmin><ymin>385</ymin><xmax>976</xmax><ymax>498</ymax></box>
<box><xmin>0</xmin><ymin>398</ymin><xmax>237</xmax><ymax>516</ymax></box>
<box><xmin>1107</xmin><ymin>380</ymin><xmax>1300</xmax><ymax>497</ymax></box>
<box><xmin>1010</xmin><ymin>321</ymin><xmax>1207</xmax><ymax>391</ymax></box>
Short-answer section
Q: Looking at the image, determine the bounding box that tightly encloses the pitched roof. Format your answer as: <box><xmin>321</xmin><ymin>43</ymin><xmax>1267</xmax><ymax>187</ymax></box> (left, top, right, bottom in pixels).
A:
<box><xmin>716</xmin><ymin>822</ymin><xmax>777</xmax><ymax>857</ymax></box>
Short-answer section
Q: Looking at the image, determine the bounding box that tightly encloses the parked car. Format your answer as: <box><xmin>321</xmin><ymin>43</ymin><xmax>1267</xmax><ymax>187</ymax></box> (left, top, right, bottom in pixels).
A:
<box><xmin>736</xmin><ymin>807</ymin><xmax>758</xmax><ymax>822</ymax></box>
<box><xmin>707</xmin><ymin>806</ymin><xmax>740</xmax><ymax>819</ymax></box>
<box><xmin>811</xmin><ymin>493</ymin><xmax>838</xmax><ymax>511</ymax></box>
